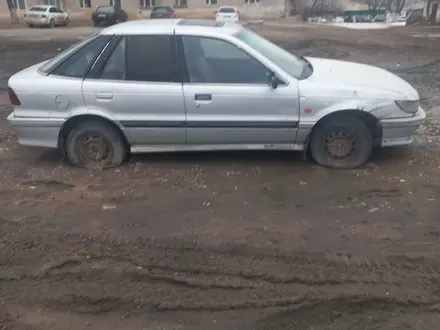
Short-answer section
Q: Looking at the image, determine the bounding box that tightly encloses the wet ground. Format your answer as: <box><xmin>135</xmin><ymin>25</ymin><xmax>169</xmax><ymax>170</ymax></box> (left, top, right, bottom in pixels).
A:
<box><xmin>1</xmin><ymin>23</ymin><xmax>440</xmax><ymax>330</ymax></box>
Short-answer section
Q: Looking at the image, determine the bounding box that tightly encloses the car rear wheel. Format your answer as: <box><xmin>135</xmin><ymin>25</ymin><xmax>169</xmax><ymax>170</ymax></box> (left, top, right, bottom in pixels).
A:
<box><xmin>64</xmin><ymin>17</ymin><xmax>69</xmax><ymax>26</ymax></box>
<box><xmin>65</xmin><ymin>121</ymin><xmax>127</xmax><ymax>169</ymax></box>
<box><xmin>48</xmin><ymin>19</ymin><xmax>54</xmax><ymax>28</ymax></box>
<box><xmin>28</xmin><ymin>24</ymin><xmax>34</xmax><ymax>28</ymax></box>
<box><xmin>309</xmin><ymin>116</ymin><xmax>373</xmax><ymax>169</ymax></box>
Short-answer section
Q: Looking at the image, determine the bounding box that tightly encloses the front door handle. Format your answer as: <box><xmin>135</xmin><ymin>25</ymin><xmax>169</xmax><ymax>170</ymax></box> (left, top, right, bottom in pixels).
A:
<box><xmin>96</xmin><ymin>92</ymin><xmax>113</xmax><ymax>100</ymax></box>
<box><xmin>194</xmin><ymin>94</ymin><xmax>212</xmax><ymax>101</ymax></box>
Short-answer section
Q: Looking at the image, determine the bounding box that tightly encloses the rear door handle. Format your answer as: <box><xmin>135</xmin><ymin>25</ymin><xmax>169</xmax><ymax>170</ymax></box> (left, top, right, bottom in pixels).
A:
<box><xmin>194</xmin><ymin>94</ymin><xmax>212</xmax><ymax>101</ymax></box>
<box><xmin>96</xmin><ymin>92</ymin><xmax>113</xmax><ymax>100</ymax></box>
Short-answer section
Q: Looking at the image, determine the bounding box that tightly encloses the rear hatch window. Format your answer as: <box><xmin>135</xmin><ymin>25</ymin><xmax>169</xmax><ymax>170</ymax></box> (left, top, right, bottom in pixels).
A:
<box><xmin>153</xmin><ymin>7</ymin><xmax>172</xmax><ymax>13</ymax></box>
<box><xmin>219</xmin><ymin>7</ymin><xmax>236</xmax><ymax>13</ymax></box>
<box><xmin>29</xmin><ymin>7</ymin><xmax>47</xmax><ymax>12</ymax></box>
<box><xmin>97</xmin><ymin>6</ymin><xmax>114</xmax><ymax>13</ymax></box>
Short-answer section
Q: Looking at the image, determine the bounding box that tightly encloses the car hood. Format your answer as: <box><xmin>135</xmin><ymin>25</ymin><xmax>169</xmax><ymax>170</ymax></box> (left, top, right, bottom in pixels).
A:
<box><xmin>305</xmin><ymin>57</ymin><xmax>419</xmax><ymax>100</ymax></box>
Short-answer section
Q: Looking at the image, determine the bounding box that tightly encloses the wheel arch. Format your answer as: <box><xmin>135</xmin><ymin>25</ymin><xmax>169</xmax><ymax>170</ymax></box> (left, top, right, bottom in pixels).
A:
<box><xmin>58</xmin><ymin>114</ymin><xmax>130</xmax><ymax>156</ymax></box>
<box><xmin>307</xmin><ymin>110</ymin><xmax>382</xmax><ymax>149</ymax></box>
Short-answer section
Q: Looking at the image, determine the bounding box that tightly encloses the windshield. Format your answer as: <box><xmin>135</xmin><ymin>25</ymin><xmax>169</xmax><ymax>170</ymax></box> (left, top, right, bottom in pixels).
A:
<box><xmin>236</xmin><ymin>29</ymin><xmax>305</xmax><ymax>79</ymax></box>
<box><xmin>97</xmin><ymin>6</ymin><xmax>114</xmax><ymax>13</ymax></box>
<box><xmin>29</xmin><ymin>7</ymin><xmax>47</xmax><ymax>11</ymax></box>
<box><xmin>39</xmin><ymin>34</ymin><xmax>100</xmax><ymax>74</ymax></box>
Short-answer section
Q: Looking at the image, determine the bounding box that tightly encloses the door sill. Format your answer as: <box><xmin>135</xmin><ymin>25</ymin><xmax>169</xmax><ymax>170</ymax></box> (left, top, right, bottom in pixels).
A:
<box><xmin>130</xmin><ymin>143</ymin><xmax>304</xmax><ymax>153</ymax></box>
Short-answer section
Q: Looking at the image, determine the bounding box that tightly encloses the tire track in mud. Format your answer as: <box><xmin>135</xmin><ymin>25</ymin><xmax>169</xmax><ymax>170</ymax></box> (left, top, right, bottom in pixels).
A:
<box><xmin>2</xmin><ymin>222</ymin><xmax>440</xmax><ymax>315</ymax></box>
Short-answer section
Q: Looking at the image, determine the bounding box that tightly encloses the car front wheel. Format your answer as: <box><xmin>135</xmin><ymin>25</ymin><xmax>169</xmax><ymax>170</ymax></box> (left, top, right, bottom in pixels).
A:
<box><xmin>65</xmin><ymin>121</ymin><xmax>127</xmax><ymax>169</ymax></box>
<box><xmin>309</xmin><ymin>115</ymin><xmax>373</xmax><ymax>169</ymax></box>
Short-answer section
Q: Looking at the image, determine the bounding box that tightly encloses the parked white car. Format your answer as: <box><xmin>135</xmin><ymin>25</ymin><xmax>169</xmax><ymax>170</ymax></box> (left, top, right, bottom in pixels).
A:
<box><xmin>215</xmin><ymin>6</ymin><xmax>239</xmax><ymax>23</ymax></box>
<box><xmin>7</xmin><ymin>20</ymin><xmax>426</xmax><ymax>169</ymax></box>
<box><xmin>24</xmin><ymin>5</ymin><xmax>69</xmax><ymax>28</ymax></box>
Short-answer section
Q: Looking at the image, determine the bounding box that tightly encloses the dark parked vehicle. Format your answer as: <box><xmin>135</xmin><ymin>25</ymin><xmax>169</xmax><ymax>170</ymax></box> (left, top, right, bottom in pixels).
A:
<box><xmin>92</xmin><ymin>5</ymin><xmax>128</xmax><ymax>26</ymax></box>
<box><xmin>150</xmin><ymin>6</ymin><xmax>175</xmax><ymax>19</ymax></box>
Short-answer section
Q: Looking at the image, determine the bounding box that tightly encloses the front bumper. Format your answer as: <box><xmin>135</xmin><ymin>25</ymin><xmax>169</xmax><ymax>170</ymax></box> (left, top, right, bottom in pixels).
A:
<box><xmin>7</xmin><ymin>112</ymin><xmax>64</xmax><ymax>148</ymax></box>
<box><xmin>380</xmin><ymin>106</ymin><xmax>426</xmax><ymax>147</ymax></box>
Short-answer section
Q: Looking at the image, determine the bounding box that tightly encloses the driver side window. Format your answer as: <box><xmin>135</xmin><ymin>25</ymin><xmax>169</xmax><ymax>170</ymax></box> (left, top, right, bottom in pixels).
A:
<box><xmin>181</xmin><ymin>36</ymin><xmax>269</xmax><ymax>84</ymax></box>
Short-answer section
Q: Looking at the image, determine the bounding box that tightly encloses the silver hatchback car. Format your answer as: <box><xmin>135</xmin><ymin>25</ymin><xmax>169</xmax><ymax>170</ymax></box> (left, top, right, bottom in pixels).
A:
<box><xmin>7</xmin><ymin>19</ymin><xmax>426</xmax><ymax>169</ymax></box>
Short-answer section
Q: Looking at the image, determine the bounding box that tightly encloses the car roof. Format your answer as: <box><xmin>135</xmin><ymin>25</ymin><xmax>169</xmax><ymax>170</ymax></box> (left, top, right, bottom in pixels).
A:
<box><xmin>101</xmin><ymin>19</ymin><xmax>242</xmax><ymax>36</ymax></box>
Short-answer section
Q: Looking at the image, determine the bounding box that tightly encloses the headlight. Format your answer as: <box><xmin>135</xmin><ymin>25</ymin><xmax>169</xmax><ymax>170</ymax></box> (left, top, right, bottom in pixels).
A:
<box><xmin>395</xmin><ymin>100</ymin><xmax>419</xmax><ymax>113</ymax></box>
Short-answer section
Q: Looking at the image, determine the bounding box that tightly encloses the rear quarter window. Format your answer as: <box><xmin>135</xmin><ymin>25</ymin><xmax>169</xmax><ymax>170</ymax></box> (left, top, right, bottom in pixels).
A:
<box><xmin>39</xmin><ymin>34</ymin><xmax>101</xmax><ymax>74</ymax></box>
<box><xmin>41</xmin><ymin>35</ymin><xmax>111</xmax><ymax>78</ymax></box>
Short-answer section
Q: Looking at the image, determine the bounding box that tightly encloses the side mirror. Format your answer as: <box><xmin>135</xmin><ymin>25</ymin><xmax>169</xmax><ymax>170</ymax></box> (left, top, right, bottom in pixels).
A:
<box><xmin>268</xmin><ymin>72</ymin><xmax>282</xmax><ymax>89</ymax></box>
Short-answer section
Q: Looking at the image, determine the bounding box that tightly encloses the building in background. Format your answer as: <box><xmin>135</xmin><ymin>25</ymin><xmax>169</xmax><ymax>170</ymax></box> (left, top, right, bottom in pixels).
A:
<box><xmin>0</xmin><ymin>0</ymin><xmax>287</xmax><ymax>19</ymax></box>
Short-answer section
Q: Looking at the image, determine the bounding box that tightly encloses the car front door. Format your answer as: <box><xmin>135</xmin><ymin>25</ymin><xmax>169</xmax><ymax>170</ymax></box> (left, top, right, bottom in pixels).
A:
<box><xmin>56</xmin><ymin>8</ymin><xmax>66</xmax><ymax>23</ymax></box>
<box><xmin>179</xmin><ymin>35</ymin><xmax>299</xmax><ymax>147</ymax></box>
<box><xmin>82</xmin><ymin>35</ymin><xmax>186</xmax><ymax>151</ymax></box>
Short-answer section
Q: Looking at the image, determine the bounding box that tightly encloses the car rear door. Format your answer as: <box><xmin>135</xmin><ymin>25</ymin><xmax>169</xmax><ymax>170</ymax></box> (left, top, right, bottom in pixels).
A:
<box><xmin>48</xmin><ymin>7</ymin><xmax>58</xmax><ymax>23</ymax></box>
<box><xmin>82</xmin><ymin>34</ymin><xmax>186</xmax><ymax>150</ymax></box>
<box><xmin>178</xmin><ymin>34</ymin><xmax>299</xmax><ymax>146</ymax></box>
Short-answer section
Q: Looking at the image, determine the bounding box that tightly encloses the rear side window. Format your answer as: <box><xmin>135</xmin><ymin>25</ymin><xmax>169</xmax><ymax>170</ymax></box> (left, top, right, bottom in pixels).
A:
<box><xmin>100</xmin><ymin>38</ymin><xmax>126</xmax><ymax>80</ymax></box>
<box><xmin>124</xmin><ymin>35</ymin><xmax>177</xmax><ymax>82</ymax></box>
<box><xmin>50</xmin><ymin>35</ymin><xmax>111</xmax><ymax>78</ymax></box>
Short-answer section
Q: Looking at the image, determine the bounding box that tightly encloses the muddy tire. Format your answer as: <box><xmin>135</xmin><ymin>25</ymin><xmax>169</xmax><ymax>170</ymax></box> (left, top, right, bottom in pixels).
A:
<box><xmin>65</xmin><ymin>121</ymin><xmax>127</xmax><ymax>169</ymax></box>
<box><xmin>309</xmin><ymin>116</ymin><xmax>373</xmax><ymax>169</ymax></box>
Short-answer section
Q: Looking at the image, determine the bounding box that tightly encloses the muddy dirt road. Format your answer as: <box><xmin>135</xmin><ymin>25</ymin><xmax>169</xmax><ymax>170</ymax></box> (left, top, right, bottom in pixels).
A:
<box><xmin>1</xmin><ymin>24</ymin><xmax>440</xmax><ymax>330</ymax></box>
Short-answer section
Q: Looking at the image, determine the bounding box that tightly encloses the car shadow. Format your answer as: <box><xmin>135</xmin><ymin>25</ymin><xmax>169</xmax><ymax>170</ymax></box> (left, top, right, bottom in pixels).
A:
<box><xmin>129</xmin><ymin>150</ymin><xmax>305</xmax><ymax>167</ymax></box>
<box><xmin>31</xmin><ymin>146</ymin><xmax>415</xmax><ymax>170</ymax></box>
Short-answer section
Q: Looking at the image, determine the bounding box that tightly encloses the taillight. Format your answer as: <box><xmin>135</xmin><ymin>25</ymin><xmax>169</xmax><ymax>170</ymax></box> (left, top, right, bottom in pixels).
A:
<box><xmin>169</xmin><ymin>12</ymin><xmax>173</xmax><ymax>17</ymax></box>
<box><xmin>8</xmin><ymin>87</ymin><xmax>21</xmax><ymax>106</ymax></box>
<box><xmin>41</xmin><ymin>15</ymin><xmax>47</xmax><ymax>18</ymax></box>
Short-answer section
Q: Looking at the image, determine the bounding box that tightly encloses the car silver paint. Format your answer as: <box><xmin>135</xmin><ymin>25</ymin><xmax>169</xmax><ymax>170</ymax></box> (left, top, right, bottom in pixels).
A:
<box><xmin>7</xmin><ymin>19</ymin><xmax>426</xmax><ymax>158</ymax></box>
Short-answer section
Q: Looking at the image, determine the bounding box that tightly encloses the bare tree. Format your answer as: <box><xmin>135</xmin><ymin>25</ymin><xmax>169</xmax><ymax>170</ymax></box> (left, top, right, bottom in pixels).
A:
<box><xmin>289</xmin><ymin>0</ymin><xmax>349</xmax><ymax>18</ymax></box>
<box><xmin>356</xmin><ymin>0</ymin><xmax>388</xmax><ymax>11</ymax></box>
<box><xmin>6</xmin><ymin>0</ymin><xmax>19</xmax><ymax>24</ymax></box>
<box><xmin>387</xmin><ymin>0</ymin><xmax>407</xmax><ymax>13</ymax></box>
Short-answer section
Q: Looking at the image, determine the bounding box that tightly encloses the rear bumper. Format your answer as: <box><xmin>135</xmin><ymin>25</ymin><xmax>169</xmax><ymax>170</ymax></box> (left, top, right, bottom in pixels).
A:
<box><xmin>92</xmin><ymin>17</ymin><xmax>114</xmax><ymax>25</ymax></box>
<box><xmin>380</xmin><ymin>106</ymin><xmax>426</xmax><ymax>147</ymax></box>
<box><xmin>25</xmin><ymin>17</ymin><xmax>50</xmax><ymax>25</ymax></box>
<box><xmin>7</xmin><ymin>112</ymin><xmax>63</xmax><ymax>148</ymax></box>
<box><xmin>215</xmin><ymin>16</ymin><xmax>239</xmax><ymax>22</ymax></box>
